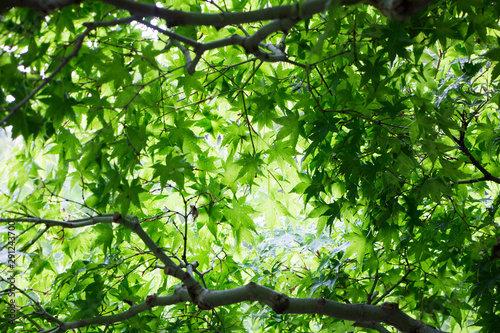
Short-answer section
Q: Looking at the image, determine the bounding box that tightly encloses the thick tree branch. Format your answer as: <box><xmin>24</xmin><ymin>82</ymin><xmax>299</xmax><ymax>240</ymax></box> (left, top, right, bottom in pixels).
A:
<box><xmin>7</xmin><ymin>0</ymin><xmax>436</xmax><ymax>23</ymax></box>
<box><xmin>100</xmin><ymin>0</ymin><xmax>334</xmax><ymax>28</ymax></box>
<box><xmin>139</xmin><ymin>18</ymin><xmax>303</xmax><ymax>74</ymax></box>
<box><xmin>41</xmin><ymin>282</ymin><xmax>444</xmax><ymax>333</ymax></box>
<box><xmin>99</xmin><ymin>0</ymin><xmax>435</xmax><ymax>25</ymax></box>
<box><xmin>457</xmin><ymin>176</ymin><xmax>491</xmax><ymax>185</ymax></box>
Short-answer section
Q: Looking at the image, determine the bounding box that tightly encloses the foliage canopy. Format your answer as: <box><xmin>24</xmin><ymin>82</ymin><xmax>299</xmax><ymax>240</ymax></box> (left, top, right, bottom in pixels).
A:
<box><xmin>1</xmin><ymin>0</ymin><xmax>500</xmax><ymax>332</ymax></box>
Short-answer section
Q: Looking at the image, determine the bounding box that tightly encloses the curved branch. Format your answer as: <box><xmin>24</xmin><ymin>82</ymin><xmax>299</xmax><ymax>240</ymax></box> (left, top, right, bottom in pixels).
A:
<box><xmin>51</xmin><ymin>282</ymin><xmax>445</xmax><ymax>333</ymax></box>
<box><xmin>9</xmin><ymin>0</ymin><xmax>436</xmax><ymax>23</ymax></box>
<box><xmin>57</xmin><ymin>289</ymin><xmax>191</xmax><ymax>331</ymax></box>
<box><xmin>99</xmin><ymin>0</ymin><xmax>436</xmax><ymax>26</ymax></box>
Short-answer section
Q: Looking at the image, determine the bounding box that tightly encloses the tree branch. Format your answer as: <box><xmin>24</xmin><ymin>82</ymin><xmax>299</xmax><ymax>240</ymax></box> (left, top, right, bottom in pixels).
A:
<box><xmin>42</xmin><ymin>282</ymin><xmax>445</xmax><ymax>333</ymax></box>
<box><xmin>0</xmin><ymin>27</ymin><xmax>90</xmax><ymax>126</ymax></box>
<box><xmin>58</xmin><ymin>289</ymin><xmax>192</xmax><ymax>331</ymax></box>
<box><xmin>451</xmin><ymin>135</ymin><xmax>500</xmax><ymax>185</ymax></box>
<box><xmin>0</xmin><ymin>16</ymin><xmax>136</xmax><ymax>126</ymax></box>
<box><xmin>373</xmin><ymin>268</ymin><xmax>414</xmax><ymax>305</ymax></box>
<box><xmin>7</xmin><ymin>0</ymin><xmax>436</xmax><ymax>23</ymax></box>
<box><xmin>457</xmin><ymin>176</ymin><xmax>490</xmax><ymax>185</ymax></box>
<box><xmin>139</xmin><ymin>17</ymin><xmax>304</xmax><ymax>73</ymax></box>
<box><xmin>100</xmin><ymin>0</ymin><xmax>334</xmax><ymax>28</ymax></box>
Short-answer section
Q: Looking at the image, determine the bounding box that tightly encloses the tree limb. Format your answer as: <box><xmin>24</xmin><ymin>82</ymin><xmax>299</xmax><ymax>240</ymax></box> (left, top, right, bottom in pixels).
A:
<box><xmin>0</xmin><ymin>16</ymin><xmax>136</xmax><ymax>126</ymax></box>
<box><xmin>0</xmin><ymin>27</ymin><xmax>90</xmax><ymax>126</ymax></box>
<box><xmin>100</xmin><ymin>0</ymin><xmax>333</xmax><ymax>28</ymax></box>
<box><xmin>7</xmin><ymin>0</ymin><xmax>436</xmax><ymax>23</ymax></box>
<box><xmin>50</xmin><ymin>282</ymin><xmax>445</xmax><ymax>332</ymax></box>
